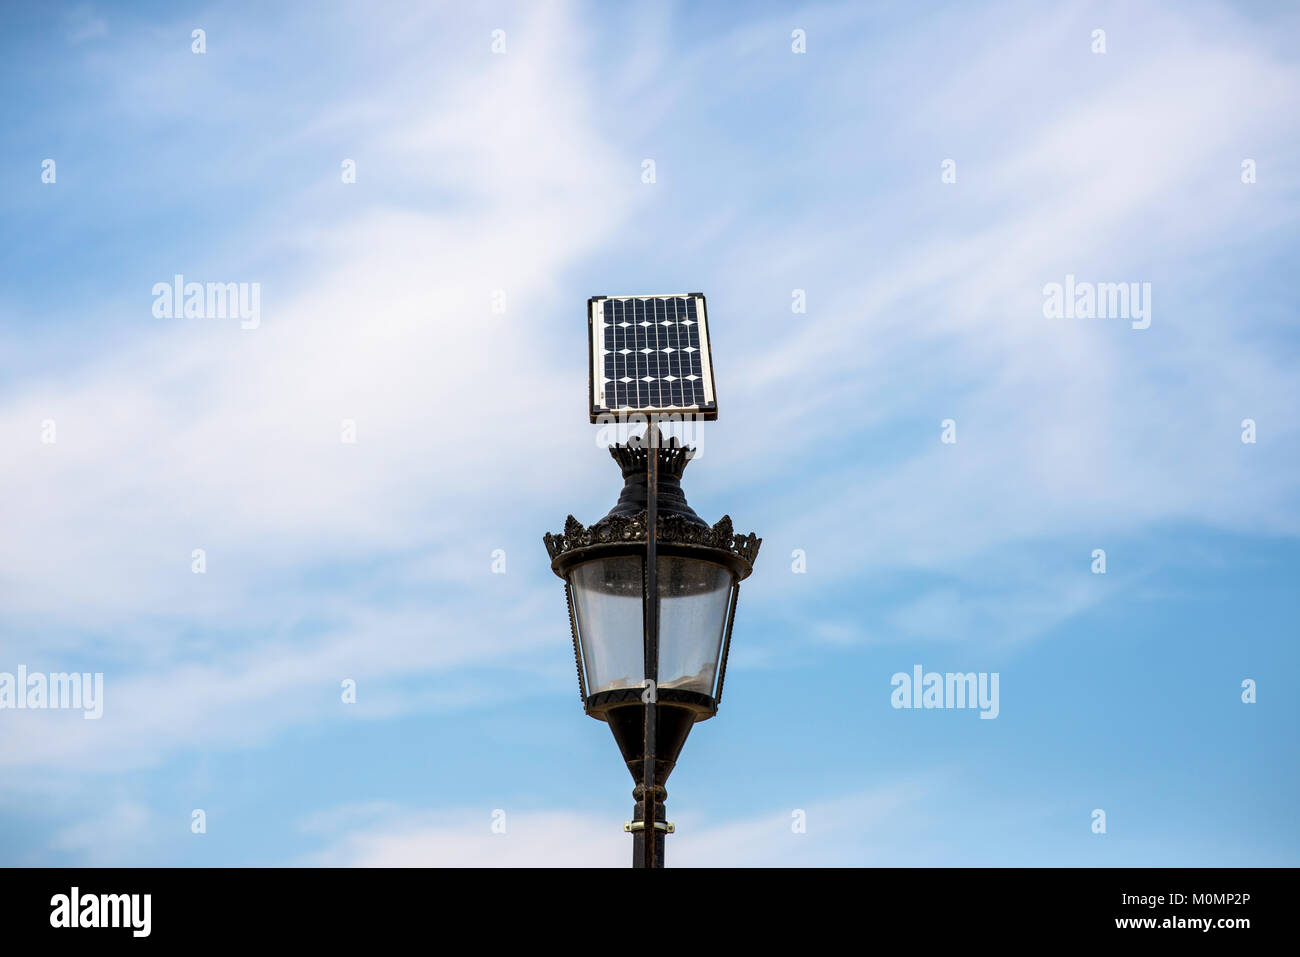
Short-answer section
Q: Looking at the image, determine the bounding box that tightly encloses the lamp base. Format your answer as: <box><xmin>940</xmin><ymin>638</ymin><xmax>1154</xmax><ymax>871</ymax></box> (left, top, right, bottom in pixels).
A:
<box><xmin>606</xmin><ymin>703</ymin><xmax>695</xmax><ymax>785</ymax></box>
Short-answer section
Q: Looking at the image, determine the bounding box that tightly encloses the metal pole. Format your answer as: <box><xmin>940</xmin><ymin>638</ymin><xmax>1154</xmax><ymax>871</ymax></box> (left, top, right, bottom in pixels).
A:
<box><xmin>640</xmin><ymin>417</ymin><xmax>661</xmax><ymax>868</ymax></box>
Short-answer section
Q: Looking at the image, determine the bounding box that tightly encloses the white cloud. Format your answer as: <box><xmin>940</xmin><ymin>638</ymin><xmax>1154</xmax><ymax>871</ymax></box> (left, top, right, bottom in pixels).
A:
<box><xmin>65</xmin><ymin>4</ymin><xmax>108</xmax><ymax>45</ymax></box>
<box><xmin>48</xmin><ymin>800</ymin><xmax>156</xmax><ymax>866</ymax></box>
<box><xmin>299</xmin><ymin>777</ymin><xmax>942</xmax><ymax>867</ymax></box>
<box><xmin>0</xmin><ymin>2</ymin><xmax>632</xmax><ymax>773</ymax></box>
<box><xmin>2</xmin><ymin>0</ymin><xmax>1297</xmax><ymax>798</ymax></box>
<box><xmin>717</xmin><ymin>2</ymin><xmax>1300</xmax><ymax>635</ymax></box>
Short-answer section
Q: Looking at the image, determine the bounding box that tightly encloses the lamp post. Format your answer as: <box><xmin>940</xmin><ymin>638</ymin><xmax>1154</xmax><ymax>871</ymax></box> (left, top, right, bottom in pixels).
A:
<box><xmin>543</xmin><ymin>426</ymin><xmax>761</xmax><ymax>867</ymax></box>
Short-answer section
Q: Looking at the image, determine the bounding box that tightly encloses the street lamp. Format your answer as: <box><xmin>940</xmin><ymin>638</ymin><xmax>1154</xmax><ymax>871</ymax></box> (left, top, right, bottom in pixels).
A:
<box><xmin>544</xmin><ymin>428</ymin><xmax>760</xmax><ymax>867</ymax></box>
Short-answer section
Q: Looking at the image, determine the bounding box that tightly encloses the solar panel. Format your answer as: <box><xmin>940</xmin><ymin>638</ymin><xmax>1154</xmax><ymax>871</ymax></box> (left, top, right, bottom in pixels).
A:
<box><xmin>588</xmin><ymin>294</ymin><xmax>718</xmax><ymax>422</ymax></box>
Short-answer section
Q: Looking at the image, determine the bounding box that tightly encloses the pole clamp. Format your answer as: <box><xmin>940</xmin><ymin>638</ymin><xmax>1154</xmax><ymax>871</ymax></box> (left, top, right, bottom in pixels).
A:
<box><xmin>624</xmin><ymin>820</ymin><xmax>675</xmax><ymax>834</ymax></box>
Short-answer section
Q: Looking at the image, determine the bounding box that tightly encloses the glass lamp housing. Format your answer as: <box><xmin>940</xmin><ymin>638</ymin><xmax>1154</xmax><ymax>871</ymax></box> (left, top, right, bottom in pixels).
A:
<box><xmin>544</xmin><ymin>430</ymin><xmax>760</xmax><ymax>728</ymax></box>
<box><xmin>567</xmin><ymin>554</ymin><xmax>736</xmax><ymax>702</ymax></box>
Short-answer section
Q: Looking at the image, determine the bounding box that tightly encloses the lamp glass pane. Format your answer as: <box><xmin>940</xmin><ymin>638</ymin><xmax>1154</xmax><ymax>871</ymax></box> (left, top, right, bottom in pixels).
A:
<box><xmin>569</xmin><ymin>556</ymin><xmax>645</xmax><ymax>694</ymax></box>
<box><xmin>657</xmin><ymin>556</ymin><xmax>733</xmax><ymax>695</ymax></box>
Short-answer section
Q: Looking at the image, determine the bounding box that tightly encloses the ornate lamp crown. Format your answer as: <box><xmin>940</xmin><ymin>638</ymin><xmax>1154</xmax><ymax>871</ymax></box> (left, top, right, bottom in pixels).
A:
<box><xmin>601</xmin><ymin>428</ymin><xmax>702</xmax><ymax>526</ymax></box>
<box><xmin>543</xmin><ymin>430</ymin><xmax>761</xmax><ymax>573</ymax></box>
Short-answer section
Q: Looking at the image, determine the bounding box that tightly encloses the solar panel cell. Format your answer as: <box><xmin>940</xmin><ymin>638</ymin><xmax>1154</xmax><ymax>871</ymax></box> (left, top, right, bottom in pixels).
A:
<box><xmin>588</xmin><ymin>294</ymin><xmax>717</xmax><ymax>421</ymax></box>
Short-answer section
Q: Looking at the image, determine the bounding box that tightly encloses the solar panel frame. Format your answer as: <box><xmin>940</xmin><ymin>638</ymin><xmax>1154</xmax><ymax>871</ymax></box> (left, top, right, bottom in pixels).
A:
<box><xmin>587</xmin><ymin>294</ymin><xmax>719</xmax><ymax>423</ymax></box>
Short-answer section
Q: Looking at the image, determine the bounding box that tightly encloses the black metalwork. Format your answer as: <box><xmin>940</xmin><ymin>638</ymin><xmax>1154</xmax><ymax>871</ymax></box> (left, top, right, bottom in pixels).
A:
<box><xmin>715</xmin><ymin>584</ymin><xmax>740</xmax><ymax>706</ymax></box>
<box><xmin>544</xmin><ymin>426</ymin><xmax>761</xmax><ymax>867</ymax></box>
<box><xmin>545</xmin><ymin>513</ymin><xmax>761</xmax><ymax>570</ymax></box>
<box><xmin>565</xmin><ymin>581</ymin><xmax>586</xmax><ymax>702</ymax></box>
<box><xmin>585</xmin><ymin>687</ymin><xmax>715</xmax><ymax>713</ymax></box>
<box><xmin>642</xmin><ymin>420</ymin><xmax>660</xmax><ymax>868</ymax></box>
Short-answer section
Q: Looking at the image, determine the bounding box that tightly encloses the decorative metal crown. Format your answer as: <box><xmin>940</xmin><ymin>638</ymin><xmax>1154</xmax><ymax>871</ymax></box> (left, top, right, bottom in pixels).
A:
<box><xmin>608</xmin><ymin>430</ymin><xmax>696</xmax><ymax>481</ymax></box>
<box><xmin>544</xmin><ymin>511</ymin><xmax>761</xmax><ymax>567</ymax></box>
<box><xmin>543</xmin><ymin>427</ymin><xmax>761</xmax><ymax>575</ymax></box>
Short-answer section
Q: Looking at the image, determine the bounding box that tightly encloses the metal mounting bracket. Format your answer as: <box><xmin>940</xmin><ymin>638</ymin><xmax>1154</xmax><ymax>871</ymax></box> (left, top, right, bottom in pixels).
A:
<box><xmin>624</xmin><ymin>820</ymin><xmax>675</xmax><ymax>834</ymax></box>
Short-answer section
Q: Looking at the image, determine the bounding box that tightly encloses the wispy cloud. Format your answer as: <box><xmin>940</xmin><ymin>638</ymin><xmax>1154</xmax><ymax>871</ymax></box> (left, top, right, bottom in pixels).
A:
<box><xmin>299</xmin><ymin>777</ymin><xmax>943</xmax><ymax>867</ymax></box>
<box><xmin>65</xmin><ymin>4</ymin><xmax>107</xmax><ymax>45</ymax></box>
<box><xmin>1</xmin><ymin>0</ymin><xmax>1297</xmax><ymax>866</ymax></box>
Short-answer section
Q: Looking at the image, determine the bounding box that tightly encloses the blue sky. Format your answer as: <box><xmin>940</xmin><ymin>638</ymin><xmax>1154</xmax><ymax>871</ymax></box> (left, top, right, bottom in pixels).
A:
<box><xmin>1</xmin><ymin>0</ymin><xmax>1297</xmax><ymax>866</ymax></box>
